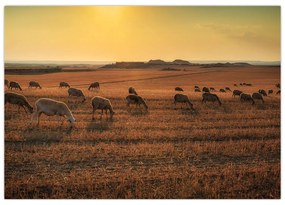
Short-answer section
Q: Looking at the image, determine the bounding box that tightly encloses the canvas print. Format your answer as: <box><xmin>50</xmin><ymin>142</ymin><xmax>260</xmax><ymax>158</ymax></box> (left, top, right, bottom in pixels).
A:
<box><xmin>4</xmin><ymin>6</ymin><xmax>280</xmax><ymax>199</ymax></box>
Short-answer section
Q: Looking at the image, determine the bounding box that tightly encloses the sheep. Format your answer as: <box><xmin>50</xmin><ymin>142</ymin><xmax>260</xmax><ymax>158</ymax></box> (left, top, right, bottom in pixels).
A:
<box><xmin>9</xmin><ymin>81</ymin><xmax>22</xmax><ymax>91</ymax></box>
<box><xmin>258</xmin><ymin>89</ymin><xmax>267</xmax><ymax>96</ymax></box>
<box><xmin>276</xmin><ymin>83</ymin><xmax>280</xmax><ymax>89</ymax></box>
<box><xmin>220</xmin><ymin>89</ymin><xmax>226</xmax><ymax>93</ymax></box>
<box><xmin>210</xmin><ymin>87</ymin><xmax>216</xmax><ymax>92</ymax></box>
<box><xmin>268</xmin><ymin>90</ymin><xmax>273</xmax><ymax>95</ymax></box>
<box><xmin>194</xmin><ymin>88</ymin><xmax>201</xmax><ymax>92</ymax></box>
<box><xmin>126</xmin><ymin>94</ymin><xmax>148</xmax><ymax>110</ymax></box>
<box><xmin>5</xmin><ymin>92</ymin><xmax>33</xmax><ymax>113</ymax></box>
<box><xmin>194</xmin><ymin>85</ymin><xmax>199</xmax><ymax>89</ymax></box>
<box><xmin>59</xmin><ymin>82</ymin><xmax>70</xmax><ymax>88</ymax></box>
<box><xmin>225</xmin><ymin>87</ymin><xmax>232</xmax><ymax>92</ymax></box>
<box><xmin>232</xmin><ymin>90</ymin><xmax>243</xmax><ymax>97</ymax></box>
<box><xmin>88</xmin><ymin>82</ymin><xmax>100</xmax><ymax>90</ymax></box>
<box><xmin>5</xmin><ymin>79</ymin><xmax>9</xmax><ymax>88</ymax></box>
<box><xmin>252</xmin><ymin>93</ymin><xmax>264</xmax><ymax>104</ymax></box>
<box><xmin>234</xmin><ymin>84</ymin><xmax>238</xmax><ymax>87</ymax></box>
<box><xmin>129</xmin><ymin>87</ymin><xmax>138</xmax><ymax>95</ymax></box>
<box><xmin>91</xmin><ymin>96</ymin><xmax>115</xmax><ymax>121</ymax></box>
<box><xmin>68</xmin><ymin>87</ymin><xmax>86</xmax><ymax>103</ymax></box>
<box><xmin>202</xmin><ymin>93</ymin><xmax>222</xmax><ymax>106</ymax></box>
<box><xmin>31</xmin><ymin>98</ymin><xmax>75</xmax><ymax>127</ymax></box>
<box><xmin>276</xmin><ymin>90</ymin><xmax>280</xmax><ymax>95</ymax></box>
<box><xmin>202</xmin><ymin>87</ymin><xmax>210</xmax><ymax>93</ymax></box>
<box><xmin>175</xmin><ymin>87</ymin><xmax>184</xmax><ymax>91</ymax></box>
<box><xmin>173</xmin><ymin>94</ymin><xmax>194</xmax><ymax>110</ymax></box>
<box><xmin>240</xmin><ymin>93</ymin><xmax>255</xmax><ymax>105</ymax></box>
<box><xmin>239</xmin><ymin>83</ymin><xmax>243</xmax><ymax>86</ymax></box>
<box><xmin>29</xmin><ymin>81</ymin><xmax>42</xmax><ymax>89</ymax></box>
<box><xmin>246</xmin><ymin>83</ymin><xmax>252</xmax><ymax>86</ymax></box>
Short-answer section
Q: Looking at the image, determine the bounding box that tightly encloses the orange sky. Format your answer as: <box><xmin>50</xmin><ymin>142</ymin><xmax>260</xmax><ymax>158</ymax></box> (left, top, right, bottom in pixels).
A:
<box><xmin>4</xmin><ymin>6</ymin><xmax>280</xmax><ymax>62</ymax></box>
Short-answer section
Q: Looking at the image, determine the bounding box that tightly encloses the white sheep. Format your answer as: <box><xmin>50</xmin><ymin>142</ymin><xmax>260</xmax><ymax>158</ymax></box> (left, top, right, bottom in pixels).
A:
<box><xmin>91</xmin><ymin>96</ymin><xmax>115</xmax><ymax>121</ymax></box>
<box><xmin>31</xmin><ymin>98</ymin><xmax>75</xmax><ymax>128</ymax></box>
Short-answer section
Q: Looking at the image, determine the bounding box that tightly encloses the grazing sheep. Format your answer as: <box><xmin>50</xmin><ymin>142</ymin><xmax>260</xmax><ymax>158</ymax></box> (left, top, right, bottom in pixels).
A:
<box><xmin>88</xmin><ymin>82</ymin><xmax>100</xmax><ymax>90</ymax></box>
<box><xmin>239</xmin><ymin>83</ymin><xmax>243</xmax><ymax>86</ymax></box>
<box><xmin>220</xmin><ymin>89</ymin><xmax>226</xmax><ymax>93</ymax></box>
<box><xmin>210</xmin><ymin>87</ymin><xmax>216</xmax><ymax>91</ymax></box>
<box><xmin>5</xmin><ymin>79</ymin><xmax>9</xmax><ymax>88</ymax></box>
<box><xmin>276</xmin><ymin>90</ymin><xmax>280</xmax><ymax>95</ymax></box>
<box><xmin>202</xmin><ymin>87</ymin><xmax>210</xmax><ymax>93</ymax></box>
<box><xmin>9</xmin><ymin>81</ymin><xmax>22</xmax><ymax>91</ymax></box>
<box><xmin>175</xmin><ymin>87</ymin><xmax>184</xmax><ymax>91</ymax></box>
<box><xmin>276</xmin><ymin>83</ymin><xmax>280</xmax><ymax>89</ymax></box>
<box><xmin>194</xmin><ymin>85</ymin><xmax>199</xmax><ymax>89</ymax></box>
<box><xmin>129</xmin><ymin>87</ymin><xmax>138</xmax><ymax>95</ymax></box>
<box><xmin>29</xmin><ymin>81</ymin><xmax>42</xmax><ymax>89</ymax></box>
<box><xmin>246</xmin><ymin>83</ymin><xmax>252</xmax><ymax>86</ymax></box>
<box><xmin>173</xmin><ymin>94</ymin><xmax>194</xmax><ymax>110</ymax></box>
<box><xmin>242</xmin><ymin>83</ymin><xmax>247</xmax><ymax>86</ymax></box>
<box><xmin>258</xmin><ymin>89</ymin><xmax>267</xmax><ymax>96</ymax></box>
<box><xmin>234</xmin><ymin>84</ymin><xmax>238</xmax><ymax>87</ymax></box>
<box><xmin>91</xmin><ymin>96</ymin><xmax>115</xmax><ymax>121</ymax></box>
<box><xmin>31</xmin><ymin>98</ymin><xmax>75</xmax><ymax>127</ymax></box>
<box><xmin>232</xmin><ymin>90</ymin><xmax>243</xmax><ymax>97</ymax></box>
<box><xmin>194</xmin><ymin>88</ymin><xmax>201</xmax><ymax>92</ymax></box>
<box><xmin>68</xmin><ymin>88</ymin><xmax>86</xmax><ymax>103</ymax></box>
<box><xmin>252</xmin><ymin>93</ymin><xmax>264</xmax><ymax>104</ymax></box>
<box><xmin>126</xmin><ymin>94</ymin><xmax>148</xmax><ymax>110</ymax></box>
<box><xmin>268</xmin><ymin>90</ymin><xmax>273</xmax><ymax>95</ymax></box>
<box><xmin>5</xmin><ymin>92</ymin><xmax>33</xmax><ymax>113</ymax></box>
<box><xmin>240</xmin><ymin>93</ymin><xmax>255</xmax><ymax>105</ymax></box>
<box><xmin>59</xmin><ymin>82</ymin><xmax>70</xmax><ymax>88</ymax></box>
<box><xmin>202</xmin><ymin>93</ymin><xmax>222</xmax><ymax>106</ymax></box>
<box><xmin>225</xmin><ymin>87</ymin><xmax>232</xmax><ymax>92</ymax></box>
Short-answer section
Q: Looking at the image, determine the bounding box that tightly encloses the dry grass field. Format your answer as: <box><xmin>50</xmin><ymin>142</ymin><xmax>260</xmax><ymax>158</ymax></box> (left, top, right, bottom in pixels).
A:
<box><xmin>4</xmin><ymin>66</ymin><xmax>280</xmax><ymax>199</ymax></box>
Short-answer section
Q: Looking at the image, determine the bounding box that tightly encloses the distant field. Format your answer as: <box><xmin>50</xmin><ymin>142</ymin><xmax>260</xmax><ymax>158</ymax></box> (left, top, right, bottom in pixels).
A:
<box><xmin>5</xmin><ymin>66</ymin><xmax>280</xmax><ymax>199</ymax></box>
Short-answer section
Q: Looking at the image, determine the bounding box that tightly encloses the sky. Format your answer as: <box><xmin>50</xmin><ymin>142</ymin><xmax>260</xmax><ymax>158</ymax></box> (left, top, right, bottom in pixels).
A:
<box><xmin>4</xmin><ymin>6</ymin><xmax>280</xmax><ymax>62</ymax></box>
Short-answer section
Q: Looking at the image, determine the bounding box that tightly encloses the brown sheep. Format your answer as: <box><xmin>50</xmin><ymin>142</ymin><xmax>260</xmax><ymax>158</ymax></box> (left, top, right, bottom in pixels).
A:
<box><xmin>5</xmin><ymin>79</ymin><xmax>9</xmax><ymax>88</ymax></box>
<box><xmin>220</xmin><ymin>89</ymin><xmax>226</xmax><ymax>93</ymax></box>
<box><xmin>68</xmin><ymin>88</ymin><xmax>86</xmax><ymax>103</ymax></box>
<box><xmin>252</xmin><ymin>93</ymin><xmax>264</xmax><ymax>104</ymax></box>
<box><xmin>29</xmin><ymin>81</ymin><xmax>42</xmax><ymax>89</ymax></box>
<box><xmin>194</xmin><ymin>85</ymin><xmax>199</xmax><ymax>89</ymax></box>
<box><xmin>59</xmin><ymin>82</ymin><xmax>70</xmax><ymax>88</ymax></box>
<box><xmin>276</xmin><ymin>90</ymin><xmax>280</xmax><ymax>95</ymax></box>
<box><xmin>173</xmin><ymin>94</ymin><xmax>194</xmax><ymax>110</ymax></box>
<box><xmin>210</xmin><ymin>87</ymin><xmax>216</xmax><ymax>92</ymax></box>
<box><xmin>225</xmin><ymin>87</ymin><xmax>232</xmax><ymax>92</ymax></box>
<box><xmin>258</xmin><ymin>89</ymin><xmax>267</xmax><ymax>96</ymax></box>
<box><xmin>276</xmin><ymin>83</ymin><xmax>280</xmax><ymax>89</ymax></box>
<box><xmin>202</xmin><ymin>87</ymin><xmax>210</xmax><ymax>93</ymax></box>
<box><xmin>5</xmin><ymin>92</ymin><xmax>33</xmax><ymax>113</ymax></box>
<box><xmin>234</xmin><ymin>84</ymin><xmax>238</xmax><ymax>87</ymax></box>
<box><xmin>175</xmin><ymin>87</ymin><xmax>184</xmax><ymax>91</ymax></box>
<box><xmin>202</xmin><ymin>93</ymin><xmax>222</xmax><ymax>106</ymax></box>
<box><xmin>88</xmin><ymin>82</ymin><xmax>100</xmax><ymax>90</ymax></box>
<box><xmin>232</xmin><ymin>90</ymin><xmax>243</xmax><ymax>97</ymax></box>
<box><xmin>9</xmin><ymin>81</ymin><xmax>22</xmax><ymax>91</ymax></box>
<box><xmin>240</xmin><ymin>93</ymin><xmax>255</xmax><ymax>105</ymax></box>
<box><xmin>91</xmin><ymin>96</ymin><xmax>115</xmax><ymax>121</ymax></box>
<box><xmin>126</xmin><ymin>94</ymin><xmax>148</xmax><ymax>110</ymax></box>
<box><xmin>31</xmin><ymin>98</ymin><xmax>75</xmax><ymax>128</ymax></box>
<box><xmin>194</xmin><ymin>88</ymin><xmax>201</xmax><ymax>92</ymax></box>
<box><xmin>129</xmin><ymin>87</ymin><xmax>138</xmax><ymax>95</ymax></box>
<box><xmin>268</xmin><ymin>90</ymin><xmax>273</xmax><ymax>95</ymax></box>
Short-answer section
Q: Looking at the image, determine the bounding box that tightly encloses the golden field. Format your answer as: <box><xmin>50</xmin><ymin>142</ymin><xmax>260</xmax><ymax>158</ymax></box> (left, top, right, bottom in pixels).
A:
<box><xmin>4</xmin><ymin>65</ymin><xmax>280</xmax><ymax>199</ymax></box>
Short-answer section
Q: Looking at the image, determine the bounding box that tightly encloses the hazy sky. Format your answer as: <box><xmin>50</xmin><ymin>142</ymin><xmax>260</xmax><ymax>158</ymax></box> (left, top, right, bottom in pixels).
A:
<box><xmin>4</xmin><ymin>6</ymin><xmax>280</xmax><ymax>62</ymax></box>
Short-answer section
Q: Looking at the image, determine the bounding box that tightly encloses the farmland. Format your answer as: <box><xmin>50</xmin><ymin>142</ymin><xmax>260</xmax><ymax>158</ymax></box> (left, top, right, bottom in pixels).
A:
<box><xmin>4</xmin><ymin>65</ymin><xmax>280</xmax><ymax>199</ymax></box>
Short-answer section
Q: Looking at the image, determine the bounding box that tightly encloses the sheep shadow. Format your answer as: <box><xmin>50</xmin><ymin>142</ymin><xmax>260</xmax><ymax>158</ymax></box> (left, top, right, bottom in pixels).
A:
<box><xmin>85</xmin><ymin>120</ymin><xmax>113</xmax><ymax>132</ymax></box>
<box><xmin>127</xmin><ymin>109</ymin><xmax>149</xmax><ymax>116</ymax></box>
<box><xmin>22</xmin><ymin>127</ymin><xmax>70</xmax><ymax>144</ymax></box>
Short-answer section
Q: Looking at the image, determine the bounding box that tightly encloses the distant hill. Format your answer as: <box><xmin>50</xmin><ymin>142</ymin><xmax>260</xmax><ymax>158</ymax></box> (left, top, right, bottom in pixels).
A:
<box><xmin>172</xmin><ymin>59</ymin><xmax>191</xmax><ymax>65</ymax></box>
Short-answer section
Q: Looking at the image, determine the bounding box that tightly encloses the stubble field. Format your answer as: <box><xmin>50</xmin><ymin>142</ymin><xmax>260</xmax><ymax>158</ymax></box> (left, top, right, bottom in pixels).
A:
<box><xmin>4</xmin><ymin>66</ymin><xmax>280</xmax><ymax>199</ymax></box>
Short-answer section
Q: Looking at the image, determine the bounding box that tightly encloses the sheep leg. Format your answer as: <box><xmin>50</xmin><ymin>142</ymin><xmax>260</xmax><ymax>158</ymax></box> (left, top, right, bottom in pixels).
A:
<box><xmin>37</xmin><ymin>112</ymin><xmax>42</xmax><ymax>126</ymax></box>
<box><xmin>92</xmin><ymin>107</ymin><xmax>97</xmax><ymax>121</ymax></box>
<box><xmin>173</xmin><ymin>101</ymin><xmax>177</xmax><ymax>110</ymax></box>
